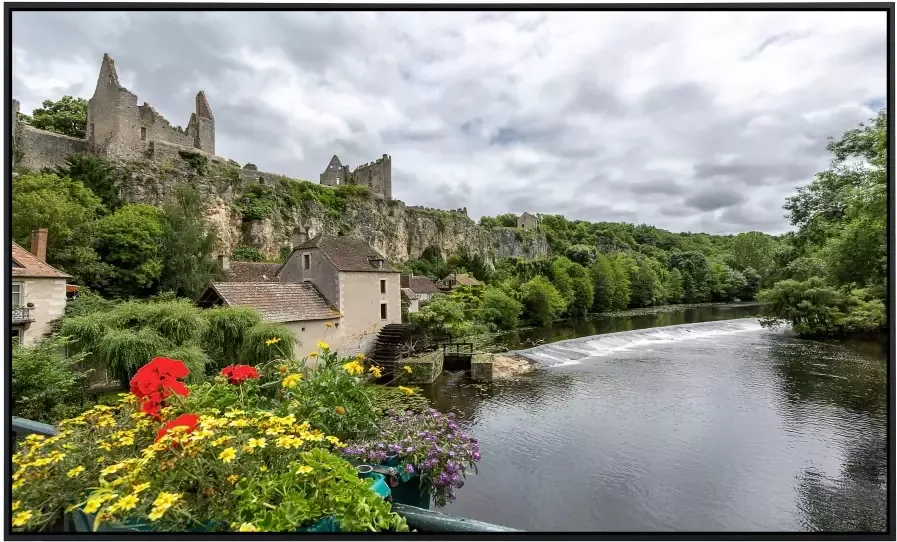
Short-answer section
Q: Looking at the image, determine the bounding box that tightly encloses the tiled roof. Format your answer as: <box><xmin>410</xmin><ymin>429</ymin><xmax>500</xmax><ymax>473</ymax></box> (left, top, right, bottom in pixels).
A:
<box><xmin>407</xmin><ymin>276</ymin><xmax>440</xmax><ymax>294</ymax></box>
<box><xmin>11</xmin><ymin>242</ymin><xmax>71</xmax><ymax>279</ymax></box>
<box><xmin>294</xmin><ymin>235</ymin><xmax>399</xmax><ymax>273</ymax></box>
<box><xmin>222</xmin><ymin>262</ymin><xmax>282</xmax><ymax>282</ymax></box>
<box><xmin>456</xmin><ymin>273</ymin><xmax>482</xmax><ymax>286</ymax></box>
<box><xmin>208</xmin><ymin>282</ymin><xmax>341</xmax><ymax>322</ymax></box>
<box><xmin>401</xmin><ymin>287</ymin><xmax>421</xmax><ymax>300</ymax></box>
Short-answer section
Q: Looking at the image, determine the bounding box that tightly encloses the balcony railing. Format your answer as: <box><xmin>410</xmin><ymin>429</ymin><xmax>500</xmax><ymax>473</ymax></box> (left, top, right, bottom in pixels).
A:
<box><xmin>12</xmin><ymin>307</ymin><xmax>34</xmax><ymax>324</ymax></box>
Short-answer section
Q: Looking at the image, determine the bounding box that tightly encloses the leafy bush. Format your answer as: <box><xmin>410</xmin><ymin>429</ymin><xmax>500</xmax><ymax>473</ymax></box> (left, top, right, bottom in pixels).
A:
<box><xmin>204</xmin><ymin>307</ymin><xmax>264</xmax><ymax>370</ymax></box>
<box><xmin>240</xmin><ymin>322</ymin><xmax>297</xmax><ymax>364</ymax></box>
<box><xmin>18</xmin><ymin>95</ymin><xmax>87</xmax><ymax>138</ymax></box>
<box><xmin>177</xmin><ymin>149</ymin><xmax>209</xmax><ymax>175</ymax></box>
<box><xmin>519</xmin><ymin>276</ymin><xmax>567</xmax><ymax>325</ymax></box>
<box><xmin>758</xmin><ymin>278</ymin><xmax>886</xmax><ymax>337</ymax></box>
<box><xmin>233</xmin><ymin>184</ymin><xmax>278</xmax><ymax>220</ymax></box>
<box><xmin>478</xmin><ymin>287</ymin><xmax>523</xmax><ymax>330</ymax></box>
<box><xmin>409</xmin><ymin>296</ymin><xmax>472</xmax><ymax>341</ymax></box>
<box><xmin>232</xmin><ymin>245</ymin><xmax>265</xmax><ymax>262</ymax></box>
<box><xmin>11</xmin><ymin>337</ymin><xmax>91</xmax><ymax>424</ymax></box>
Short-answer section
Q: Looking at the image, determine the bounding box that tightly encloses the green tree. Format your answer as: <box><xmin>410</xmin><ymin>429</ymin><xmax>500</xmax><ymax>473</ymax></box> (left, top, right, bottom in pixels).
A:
<box><xmin>91</xmin><ymin>204</ymin><xmax>165</xmax><ymax>298</ymax></box>
<box><xmin>159</xmin><ymin>185</ymin><xmax>220</xmax><ymax>299</ymax></box>
<box><xmin>478</xmin><ymin>286</ymin><xmax>523</xmax><ymax>330</ymax></box>
<box><xmin>53</xmin><ymin>153</ymin><xmax>122</xmax><ymax>212</ymax></box>
<box><xmin>12</xmin><ymin>172</ymin><xmax>104</xmax><ymax>264</ymax></box>
<box><xmin>730</xmin><ymin>231</ymin><xmax>777</xmax><ymax>278</ymax></box>
<box><xmin>662</xmin><ymin>268</ymin><xmax>685</xmax><ymax>304</ymax></box>
<box><xmin>609</xmin><ymin>255</ymin><xmax>632</xmax><ymax>310</ymax></box>
<box><xmin>496</xmin><ymin>213</ymin><xmax>518</xmax><ymax>227</ymax></box>
<box><xmin>590</xmin><ymin>253</ymin><xmax>617</xmax><ymax>312</ymax></box>
<box><xmin>409</xmin><ymin>295</ymin><xmax>471</xmax><ymax>340</ymax></box>
<box><xmin>565</xmin><ymin>244</ymin><xmax>597</xmax><ymax>267</ymax></box>
<box><xmin>19</xmin><ymin>95</ymin><xmax>88</xmax><ymax>138</ymax></box>
<box><xmin>519</xmin><ymin>276</ymin><xmax>567</xmax><ymax>325</ymax></box>
<box><xmin>710</xmin><ymin>262</ymin><xmax>746</xmax><ymax>301</ymax></box>
<box><xmin>232</xmin><ymin>246</ymin><xmax>266</xmax><ymax>262</ymax></box>
<box><xmin>668</xmin><ymin>251</ymin><xmax>712</xmax><ymax>303</ymax></box>
<box><xmin>551</xmin><ymin>257</ymin><xmax>593</xmax><ymax>317</ymax></box>
<box><xmin>12</xmin><ymin>336</ymin><xmax>90</xmax><ymax>424</ymax></box>
<box><xmin>629</xmin><ymin>261</ymin><xmax>661</xmax><ymax>307</ymax></box>
<box><xmin>741</xmin><ymin>267</ymin><xmax>761</xmax><ymax>300</ymax></box>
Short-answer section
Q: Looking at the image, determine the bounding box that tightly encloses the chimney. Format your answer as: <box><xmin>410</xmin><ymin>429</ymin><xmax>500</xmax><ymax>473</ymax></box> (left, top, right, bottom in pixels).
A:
<box><xmin>218</xmin><ymin>254</ymin><xmax>230</xmax><ymax>272</ymax></box>
<box><xmin>30</xmin><ymin>229</ymin><xmax>48</xmax><ymax>262</ymax></box>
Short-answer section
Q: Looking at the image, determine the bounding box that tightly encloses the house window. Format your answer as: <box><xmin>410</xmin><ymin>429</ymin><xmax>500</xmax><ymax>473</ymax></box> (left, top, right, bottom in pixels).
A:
<box><xmin>140</xmin><ymin>127</ymin><xmax>146</xmax><ymax>141</ymax></box>
<box><xmin>380</xmin><ymin>279</ymin><xmax>386</xmax><ymax>294</ymax></box>
<box><xmin>11</xmin><ymin>283</ymin><xmax>22</xmax><ymax>307</ymax></box>
<box><xmin>380</xmin><ymin>303</ymin><xmax>388</xmax><ymax>320</ymax></box>
<box><xmin>303</xmin><ymin>254</ymin><xmax>310</xmax><ymax>270</ymax></box>
<box><xmin>11</xmin><ymin>329</ymin><xmax>21</xmax><ymax>344</ymax></box>
<box><xmin>335</xmin><ymin>177</ymin><xmax>340</xmax><ymax>184</ymax></box>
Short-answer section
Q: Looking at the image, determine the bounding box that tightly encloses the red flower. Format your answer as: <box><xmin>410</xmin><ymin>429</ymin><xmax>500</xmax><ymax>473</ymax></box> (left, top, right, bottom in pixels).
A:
<box><xmin>220</xmin><ymin>364</ymin><xmax>260</xmax><ymax>385</ymax></box>
<box><xmin>128</xmin><ymin>357</ymin><xmax>191</xmax><ymax>421</ymax></box>
<box><xmin>155</xmin><ymin>413</ymin><xmax>199</xmax><ymax>443</ymax></box>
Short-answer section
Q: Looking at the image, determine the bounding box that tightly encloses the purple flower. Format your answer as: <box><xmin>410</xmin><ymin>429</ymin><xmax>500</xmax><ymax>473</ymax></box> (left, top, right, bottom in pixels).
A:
<box><xmin>405</xmin><ymin>464</ymin><xmax>415</xmax><ymax>474</ymax></box>
<box><xmin>472</xmin><ymin>452</ymin><xmax>481</xmax><ymax>461</ymax></box>
<box><xmin>405</xmin><ymin>447</ymin><xmax>414</xmax><ymax>453</ymax></box>
<box><xmin>448</xmin><ymin>451</ymin><xmax>455</xmax><ymax>458</ymax></box>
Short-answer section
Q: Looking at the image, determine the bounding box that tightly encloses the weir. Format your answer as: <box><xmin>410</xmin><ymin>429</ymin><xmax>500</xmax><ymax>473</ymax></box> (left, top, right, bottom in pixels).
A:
<box><xmin>512</xmin><ymin>318</ymin><xmax>764</xmax><ymax>367</ymax></box>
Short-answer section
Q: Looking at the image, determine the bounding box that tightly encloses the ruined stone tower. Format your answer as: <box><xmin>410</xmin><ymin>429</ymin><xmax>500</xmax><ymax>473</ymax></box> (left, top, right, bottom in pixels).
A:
<box><xmin>86</xmin><ymin>53</ymin><xmax>215</xmax><ymax>161</ymax></box>
<box><xmin>319</xmin><ymin>153</ymin><xmax>392</xmax><ymax>198</ymax></box>
<box><xmin>320</xmin><ymin>155</ymin><xmax>350</xmax><ymax>186</ymax></box>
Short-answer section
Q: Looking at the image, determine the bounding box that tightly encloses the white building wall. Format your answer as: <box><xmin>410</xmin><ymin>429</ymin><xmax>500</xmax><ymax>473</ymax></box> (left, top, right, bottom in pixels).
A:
<box><xmin>338</xmin><ymin>272</ymin><xmax>401</xmax><ymax>355</ymax></box>
<box><xmin>14</xmin><ymin>277</ymin><xmax>66</xmax><ymax>345</ymax></box>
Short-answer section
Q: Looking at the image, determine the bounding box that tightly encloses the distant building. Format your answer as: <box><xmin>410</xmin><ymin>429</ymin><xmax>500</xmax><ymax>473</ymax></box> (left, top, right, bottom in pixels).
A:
<box><xmin>401</xmin><ymin>274</ymin><xmax>441</xmax><ymax>305</ymax></box>
<box><xmin>517</xmin><ymin>212</ymin><xmax>538</xmax><ymax>230</ymax></box>
<box><xmin>11</xmin><ymin>229</ymin><xmax>71</xmax><ymax>345</ymax></box>
<box><xmin>436</xmin><ymin>273</ymin><xmax>483</xmax><ymax>292</ymax></box>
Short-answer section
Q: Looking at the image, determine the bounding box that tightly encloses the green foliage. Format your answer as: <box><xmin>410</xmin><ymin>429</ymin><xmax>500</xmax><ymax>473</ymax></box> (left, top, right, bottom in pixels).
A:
<box><xmin>730</xmin><ymin>231</ymin><xmax>777</xmax><ymax>279</ymax></box>
<box><xmin>177</xmin><ymin>149</ymin><xmax>209</xmax><ymax>175</ymax></box>
<box><xmin>159</xmin><ymin>184</ymin><xmax>220</xmax><ymax>299</ymax></box>
<box><xmin>758</xmin><ymin>278</ymin><xmax>885</xmax><ymax>337</ymax></box>
<box><xmin>662</xmin><ymin>268</ymin><xmax>685</xmax><ymax>304</ymax></box>
<box><xmin>233</xmin><ymin>245</ymin><xmax>266</xmax><ymax>262</ymax></box>
<box><xmin>589</xmin><ymin>253</ymin><xmax>617</xmax><ymax>311</ymax></box>
<box><xmin>763</xmin><ymin>109</ymin><xmax>887</xmax><ymax>337</ymax></box>
<box><xmin>478</xmin><ymin>286</ymin><xmax>523</xmax><ymax>330</ymax></box>
<box><xmin>629</xmin><ymin>260</ymin><xmax>662</xmax><ymax>308</ymax></box>
<box><xmin>11</xmin><ymin>337</ymin><xmax>91</xmax><ymax>424</ymax></box>
<box><xmin>668</xmin><ymin>251</ymin><xmax>712</xmax><ymax>303</ymax></box>
<box><xmin>240</xmin><ymin>322</ymin><xmax>298</xmax><ymax>364</ymax></box>
<box><xmin>565</xmin><ymin>244</ymin><xmax>597</xmax><ymax>266</ymax></box>
<box><xmin>710</xmin><ymin>262</ymin><xmax>746</xmax><ymax>302</ymax></box>
<box><xmin>519</xmin><ymin>276</ymin><xmax>567</xmax><ymax>325</ymax></box>
<box><xmin>94</xmin><ymin>327</ymin><xmax>169</xmax><ymax>387</ymax></box>
<box><xmin>19</xmin><ymin>95</ymin><xmax>87</xmax><ymax>138</ymax></box>
<box><xmin>551</xmin><ymin>257</ymin><xmax>593</xmax><ymax>317</ymax></box>
<box><xmin>53</xmin><ymin>153</ymin><xmax>122</xmax><ymax>212</ymax></box>
<box><xmin>233</xmin><ymin>183</ymin><xmax>278</xmax><ymax>220</ymax></box>
<box><xmin>368</xmin><ymin>384</ymin><xmax>431</xmax><ymax>415</ymax></box>
<box><xmin>409</xmin><ymin>295</ymin><xmax>472</xmax><ymax>341</ymax></box>
<box><xmin>12</xmin><ymin>172</ymin><xmax>104</xmax><ymax>266</ymax></box>
<box><xmin>158</xmin><ymin>344</ymin><xmax>209</xmax><ymax>384</ymax></box>
<box><xmin>90</xmin><ymin>204</ymin><xmax>165</xmax><ymax>298</ymax></box>
<box><xmin>203</xmin><ymin>306</ymin><xmax>264</xmax><ymax>371</ymax></box>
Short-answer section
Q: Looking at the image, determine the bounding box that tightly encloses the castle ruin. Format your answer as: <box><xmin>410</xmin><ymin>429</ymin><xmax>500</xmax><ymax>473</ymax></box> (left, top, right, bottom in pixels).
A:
<box><xmin>319</xmin><ymin>153</ymin><xmax>392</xmax><ymax>199</ymax></box>
<box><xmin>12</xmin><ymin>53</ymin><xmax>393</xmax><ymax>199</ymax></box>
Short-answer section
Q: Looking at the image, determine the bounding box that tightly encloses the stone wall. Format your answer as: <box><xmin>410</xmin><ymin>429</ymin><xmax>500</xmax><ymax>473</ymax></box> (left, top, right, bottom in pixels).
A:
<box><xmin>351</xmin><ymin>155</ymin><xmax>391</xmax><ymax>198</ymax></box>
<box><xmin>16</xmin><ymin>124</ymin><xmax>90</xmax><ymax>171</ymax></box>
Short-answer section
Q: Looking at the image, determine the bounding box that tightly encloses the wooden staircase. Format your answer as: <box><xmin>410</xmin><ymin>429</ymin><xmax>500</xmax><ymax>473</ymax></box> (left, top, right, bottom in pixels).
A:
<box><xmin>369</xmin><ymin>324</ymin><xmax>428</xmax><ymax>375</ymax></box>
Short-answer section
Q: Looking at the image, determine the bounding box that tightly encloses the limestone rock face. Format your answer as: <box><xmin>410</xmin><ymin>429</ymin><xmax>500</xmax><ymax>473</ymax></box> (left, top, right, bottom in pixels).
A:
<box><xmin>118</xmin><ymin>159</ymin><xmax>550</xmax><ymax>265</ymax></box>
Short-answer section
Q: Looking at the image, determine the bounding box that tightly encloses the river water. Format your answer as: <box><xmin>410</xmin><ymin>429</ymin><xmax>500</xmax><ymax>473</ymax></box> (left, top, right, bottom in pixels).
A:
<box><xmin>419</xmin><ymin>304</ymin><xmax>888</xmax><ymax>532</ymax></box>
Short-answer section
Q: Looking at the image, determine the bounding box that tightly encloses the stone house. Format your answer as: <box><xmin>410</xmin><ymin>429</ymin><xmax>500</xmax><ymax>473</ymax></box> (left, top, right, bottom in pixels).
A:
<box><xmin>517</xmin><ymin>212</ymin><xmax>539</xmax><ymax>230</ymax></box>
<box><xmin>278</xmin><ymin>235</ymin><xmax>402</xmax><ymax>354</ymax></box>
<box><xmin>11</xmin><ymin>230</ymin><xmax>70</xmax><ymax>345</ymax></box>
<box><xmin>197</xmin><ymin>282</ymin><xmax>342</xmax><ymax>360</ymax></box>
<box><xmin>436</xmin><ymin>273</ymin><xmax>483</xmax><ymax>292</ymax></box>
<box><xmin>198</xmin><ymin>234</ymin><xmax>401</xmax><ymax>358</ymax></box>
<box><xmin>400</xmin><ymin>274</ymin><xmax>441</xmax><ymax>314</ymax></box>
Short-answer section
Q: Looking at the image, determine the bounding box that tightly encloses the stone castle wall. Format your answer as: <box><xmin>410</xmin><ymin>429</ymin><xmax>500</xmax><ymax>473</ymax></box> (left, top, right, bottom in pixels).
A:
<box><xmin>351</xmin><ymin>155</ymin><xmax>391</xmax><ymax>198</ymax></box>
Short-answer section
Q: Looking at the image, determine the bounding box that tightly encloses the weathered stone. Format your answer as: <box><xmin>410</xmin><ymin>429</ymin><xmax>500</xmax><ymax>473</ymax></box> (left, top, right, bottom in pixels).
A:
<box><xmin>401</xmin><ymin>351</ymin><xmax>443</xmax><ymax>384</ymax></box>
<box><xmin>470</xmin><ymin>353</ymin><xmax>494</xmax><ymax>382</ymax></box>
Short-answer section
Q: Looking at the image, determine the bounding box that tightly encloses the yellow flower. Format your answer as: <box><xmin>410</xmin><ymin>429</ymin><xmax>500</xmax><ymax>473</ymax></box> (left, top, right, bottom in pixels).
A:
<box><xmin>152</xmin><ymin>492</ymin><xmax>181</xmax><ymax>510</ymax></box>
<box><xmin>403</xmin><ymin>365</ymin><xmax>413</xmax><ymax>374</ymax></box>
<box><xmin>259</xmin><ymin>465</ymin><xmax>268</xmax><ymax>472</ymax></box>
<box><xmin>265</xmin><ymin>427</ymin><xmax>285</xmax><ymax>436</ymax></box>
<box><xmin>67</xmin><ymin>466</ymin><xmax>85</xmax><ymax>478</ymax></box>
<box><xmin>97</xmin><ymin>456</ymin><xmax>106</xmax><ymax>464</ymax></box>
<box><xmin>227</xmin><ymin>474</ymin><xmax>240</xmax><ymax>485</ymax></box>
<box><xmin>325</xmin><ymin>322</ymin><xmax>334</xmax><ymax>328</ymax></box>
<box><xmin>101</xmin><ymin>463</ymin><xmax>126</xmax><ymax>476</ymax></box>
<box><xmin>368</xmin><ymin>365</ymin><xmax>382</xmax><ymax>378</ymax></box>
<box><xmin>334</xmin><ymin>406</ymin><xmax>346</xmax><ymax>416</ymax></box>
<box><xmin>211</xmin><ymin>436</ymin><xmax>233</xmax><ymax>446</ymax></box>
<box><xmin>132</xmin><ymin>482</ymin><xmax>151</xmax><ymax>494</ymax></box>
<box><xmin>224</xmin><ymin>409</ymin><xmax>245</xmax><ymax>418</ymax></box>
<box><xmin>238</xmin><ymin>523</ymin><xmax>259</xmax><ymax>532</ymax></box>
<box><xmin>148</xmin><ymin>507</ymin><xmax>167</xmax><ymax>521</ymax></box>
<box><xmin>342</xmin><ymin>361</ymin><xmax>364</xmax><ymax>376</ymax></box>
<box><xmin>398</xmin><ymin>386</ymin><xmax>415</xmax><ymax>396</ymax></box>
<box><xmin>265</xmin><ymin>336</ymin><xmax>281</xmax><ymax>346</ymax></box>
<box><xmin>12</xmin><ymin>500</ymin><xmax>21</xmax><ymax>511</ymax></box>
<box><xmin>118</xmin><ymin>436</ymin><xmax>134</xmax><ymax>446</ymax></box>
<box><xmin>12</xmin><ymin>511</ymin><xmax>33</xmax><ymax>527</ymax></box>
<box><xmin>218</xmin><ymin>447</ymin><xmax>237</xmax><ymax>463</ymax></box>
<box><xmin>83</xmin><ymin>497</ymin><xmax>104</xmax><ymax>514</ymax></box>
<box><xmin>282</xmin><ymin>373</ymin><xmax>303</xmax><ymax>389</ymax></box>
<box><xmin>248</xmin><ymin>438</ymin><xmax>266</xmax><ymax>449</ymax></box>
<box><xmin>295</xmin><ymin>465</ymin><xmax>314</xmax><ymax>475</ymax></box>
<box><xmin>308</xmin><ymin>351</ymin><xmax>318</xmax><ymax>357</ymax></box>
<box><xmin>317</xmin><ymin>341</ymin><xmax>329</xmax><ymax>350</ymax></box>
<box><xmin>278</xmin><ymin>364</ymin><xmax>288</xmax><ymax>374</ymax></box>
<box><xmin>110</xmin><ymin>494</ymin><xmax>139</xmax><ymax>512</ymax></box>
<box><xmin>229</xmin><ymin>419</ymin><xmax>248</xmax><ymax>428</ymax></box>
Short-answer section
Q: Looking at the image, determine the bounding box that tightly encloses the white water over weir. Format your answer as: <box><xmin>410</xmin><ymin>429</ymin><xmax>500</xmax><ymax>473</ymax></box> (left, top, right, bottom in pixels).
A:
<box><xmin>513</xmin><ymin>318</ymin><xmax>765</xmax><ymax>367</ymax></box>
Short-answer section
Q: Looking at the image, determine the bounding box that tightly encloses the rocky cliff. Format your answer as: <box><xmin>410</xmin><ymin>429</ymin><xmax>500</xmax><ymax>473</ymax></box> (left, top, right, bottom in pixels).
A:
<box><xmin>118</xmin><ymin>155</ymin><xmax>549</xmax><ymax>266</ymax></box>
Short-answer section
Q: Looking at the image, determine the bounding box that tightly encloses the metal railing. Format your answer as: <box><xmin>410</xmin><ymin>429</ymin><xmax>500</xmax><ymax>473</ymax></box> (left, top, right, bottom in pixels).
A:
<box><xmin>11</xmin><ymin>306</ymin><xmax>34</xmax><ymax>324</ymax></box>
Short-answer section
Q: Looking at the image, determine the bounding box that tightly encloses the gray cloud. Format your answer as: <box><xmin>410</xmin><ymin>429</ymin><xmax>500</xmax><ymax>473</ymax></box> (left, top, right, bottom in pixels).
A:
<box><xmin>11</xmin><ymin>11</ymin><xmax>886</xmax><ymax>234</ymax></box>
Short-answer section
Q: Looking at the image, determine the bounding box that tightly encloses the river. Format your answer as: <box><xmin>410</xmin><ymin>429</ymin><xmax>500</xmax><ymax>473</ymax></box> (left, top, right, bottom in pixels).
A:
<box><xmin>419</xmin><ymin>303</ymin><xmax>888</xmax><ymax>532</ymax></box>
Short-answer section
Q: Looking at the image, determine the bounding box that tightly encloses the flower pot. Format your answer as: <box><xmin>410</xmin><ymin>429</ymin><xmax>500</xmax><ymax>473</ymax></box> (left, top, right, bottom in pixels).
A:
<box><xmin>356</xmin><ymin>465</ymin><xmax>392</xmax><ymax>500</ymax></box>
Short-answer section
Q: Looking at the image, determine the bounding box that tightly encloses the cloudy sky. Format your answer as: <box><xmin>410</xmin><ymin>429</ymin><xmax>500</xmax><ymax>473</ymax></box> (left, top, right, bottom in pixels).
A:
<box><xmin>12</xmin><ymin>10</ymin><xmax>886</xmax><ymax>234</ymax></box>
